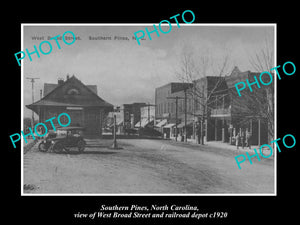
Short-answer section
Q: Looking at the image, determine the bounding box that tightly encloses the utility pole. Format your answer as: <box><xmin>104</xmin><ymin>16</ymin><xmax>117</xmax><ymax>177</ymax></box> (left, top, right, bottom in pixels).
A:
<box><xmin>112</xmin><ymin>114</ymin><xmax>118</xmax><ymax>149</ymax></box>
<box><xmin>39</xmin><ymin>89</ymin><xmax>43</xmax><ymax>123</ymax></box>
<box><xmin>138</xmin><ymin>104</ymin><xmax>156</xmax><ymax>135</ymax></box>
<box><xmin>167</xmin><ymin>96</ymin><xmax>185</xmax><ymax>142</ymax></box>
<box><xmin>26</xmin><ymin>77</ymin><xmax>39</xmax><ymax>130</ymax></box>
<box><xmin>144</xmin><ymin>103</ymin><xmax>156</xmax><ymax>125</ymax></box>
<box><xmin>170</xmin><ymin>86</ymin><xmax>189</xmax><ymax>142</ymax></box>
<box><xmin>111</xmin><ymin>106</ymin><xmax>120</xmax><ymax>149</ymax></box>
<box><xmin>175</xmin><ymin>97</ymin><xmax>178</xmax><ymax>141</ymax></box>
<box><xmin>184</xmin><ymin>88</ymin><xmax>187</xmax><ymax>142</ymax></box>
<box><xmin>192</xmin><ymin>81</ymin><xmax>196</xmax><ymax>140</ymax></box>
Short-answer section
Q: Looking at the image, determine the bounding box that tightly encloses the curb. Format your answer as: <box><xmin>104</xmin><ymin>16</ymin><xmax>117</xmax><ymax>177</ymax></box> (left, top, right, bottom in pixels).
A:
<box><xmin>24</xmin><ymin>139</ymin><xmax>38</xmax><ymax>154</ymax></box>
<box><xmin>167</xmin><ymin>139</ymin><xmax>274</xmax><ymax>159</ymax></box>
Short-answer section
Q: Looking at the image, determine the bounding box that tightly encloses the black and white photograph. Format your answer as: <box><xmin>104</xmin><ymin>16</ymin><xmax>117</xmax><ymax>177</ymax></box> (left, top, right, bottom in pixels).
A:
<box><xmin>21</xmin><ymin>24</ymin><xmax>276</xmax><ymax>195</ymax></box>
<box><xmin>5</xmin><ymin>5</ymin><xmax>298</xmax><ymax>225</ymax></box>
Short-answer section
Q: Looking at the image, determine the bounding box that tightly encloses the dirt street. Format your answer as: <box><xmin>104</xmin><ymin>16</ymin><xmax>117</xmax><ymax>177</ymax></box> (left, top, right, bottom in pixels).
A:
<box><xmin>23</xmin><ymin>138</ymin><xmax>274</xmax><ymax>194</ymax></box>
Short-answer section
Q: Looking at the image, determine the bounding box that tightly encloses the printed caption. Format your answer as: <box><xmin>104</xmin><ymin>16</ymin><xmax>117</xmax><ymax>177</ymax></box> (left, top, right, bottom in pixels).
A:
<box><xmin>73</xmin><ymin>204</ymin><xmax>228</xmax><ymax>220</ymax></box>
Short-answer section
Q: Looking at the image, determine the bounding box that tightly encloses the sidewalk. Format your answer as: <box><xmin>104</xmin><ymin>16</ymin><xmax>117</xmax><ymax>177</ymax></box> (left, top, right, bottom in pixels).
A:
<box><xmin>169</xmin><ymin>137</ymin><xmax>273</xmax><ymax>156</ymax></box>
<box><xmin>206</xmin><ymin>141</ymin><xmax>260</xmax><ymax>153</ymax></box>
<box><xmin>23</xmin><ymin>138</ymin><xmax>38</xmax><ymax>154</ymax></box>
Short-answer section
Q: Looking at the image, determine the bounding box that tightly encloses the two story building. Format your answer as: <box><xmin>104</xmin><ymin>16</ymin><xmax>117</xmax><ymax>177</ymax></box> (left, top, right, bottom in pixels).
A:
<box><xmin>155</xmin><ymin>66</ymin><xmax>270</xmax><ymax>145</ymax></box>
<box><xmin>210</xmin><ymin>67</ymin><xmax>269</xmax><ymax>145</ymax></box>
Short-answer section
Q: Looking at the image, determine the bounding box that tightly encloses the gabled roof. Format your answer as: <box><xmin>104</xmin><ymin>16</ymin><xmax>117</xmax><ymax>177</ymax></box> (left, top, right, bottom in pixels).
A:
<box><xmin>44</xmin><ymin>83</ymin><xmax>58</xmax><ymax>96</ymax></box>
<box><xmin>26</xmin><ymin>75</ymin><xmax>113</xmax><ymax>113</ymax></box>
<box><xmin>44</xmin><ymin>83</ymin><xmax>98</xmax><ymax>96</ymax></box>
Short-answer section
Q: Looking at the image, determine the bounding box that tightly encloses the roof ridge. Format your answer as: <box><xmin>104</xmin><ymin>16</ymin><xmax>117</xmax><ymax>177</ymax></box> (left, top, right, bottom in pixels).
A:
<box><xmin>29</xmin><ymin>75</ymin><xmax>112</xmax><ymax>109</ymax></box>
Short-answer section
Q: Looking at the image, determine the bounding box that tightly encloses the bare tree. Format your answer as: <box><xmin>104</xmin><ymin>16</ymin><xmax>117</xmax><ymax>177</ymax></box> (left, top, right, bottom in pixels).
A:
<box><xmin>249</xmin><ymin>33</ymin><xmax>274</xmax><ymax>72</ymax></box>
<box><xmin>175</xmin><ymin>46</ymin><xmax>232</xmax><ymax>144</ymax></box>
<box><xmin>248</xmin><ymin>31</ymin><xmax>275</xmax><ymax>143</ymax></box>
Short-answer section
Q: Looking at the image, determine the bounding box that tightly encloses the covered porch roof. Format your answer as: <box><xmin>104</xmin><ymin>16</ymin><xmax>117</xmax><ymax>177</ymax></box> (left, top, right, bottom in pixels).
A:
<box><xmin>26</xmin><ymin>99</ymin><xmax>113</xmax><ymax>114</ymax></box>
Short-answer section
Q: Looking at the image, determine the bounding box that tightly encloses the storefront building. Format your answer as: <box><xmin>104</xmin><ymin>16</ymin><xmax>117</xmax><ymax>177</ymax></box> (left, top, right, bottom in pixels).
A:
<box><xmin>211</xmin><ymin>67</ymin><xmax>269</xmax><ymax>145</ymax></box>
<box><xmin>154</xmin><ymin>66</ymin><xmax>271</xmax><ymax>145</ymax></box>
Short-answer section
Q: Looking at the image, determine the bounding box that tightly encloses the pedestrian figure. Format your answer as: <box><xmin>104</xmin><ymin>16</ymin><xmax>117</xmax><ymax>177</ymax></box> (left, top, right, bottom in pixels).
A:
<box><xmin>240</xmin><ymin>130</ymin><xmax>245</xmax><ymax>149</ymax></box>
<box><xmin>235</xmin><ymin>133</ymin><xmax>240</xmax><ymax>149</ymax></box>
<box><xmin>37</xmin><ymin>126</ymin><xmax>44</xmax><ymax>140</ymax></box>
<box><xmin>180</xmin><ymin>130</ymin><xmax>184</xmax><ymax>142</ymax></box>
<box><xmin>228</xmin><ymin>125</ymin><xmax>233</xmax><ymax>144</ymax></box>
<box><xmin>245</xmin><ymin>130</ymin><xmax>252</xmax><ymax>149</ymax></box>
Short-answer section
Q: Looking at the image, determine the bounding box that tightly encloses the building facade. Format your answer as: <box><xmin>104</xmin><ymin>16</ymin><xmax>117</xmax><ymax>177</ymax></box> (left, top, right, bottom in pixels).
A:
<box><xmin>105</xmin><ymin>102</ymin><xmax>147</xmax><ymax>134</ymax></box>
<box><xmin>122</xmin><ymin>103</ymin><xmax>147</xmax><ymax>129</ymax></box>
<box><xmin>136</xmin><ymin>105</ymin><xmax>155</xmax><ymax>128</ymax></box>
<box><xmin>155</xmin><ymin>82</ymin><xmax>193</xmax><ymax>139</ymax></box>
<box><xmin>154</xmin><ymin>66</ymin><xmax>271</xmax><ymax>146</ymax></box>
<box><xmin>219</xmin><ymin>66</ymin><xmax>269</xmax><ymax>145</ymax></box>
<box><xmin>155</xmin><ymin>82</ymin><xmax>192</xmax><ymax>121</ymax></box>
<box><xmin>26</xmin><ymin>75</ymin><xmax>113</xmax><ymax>137</ymax></box>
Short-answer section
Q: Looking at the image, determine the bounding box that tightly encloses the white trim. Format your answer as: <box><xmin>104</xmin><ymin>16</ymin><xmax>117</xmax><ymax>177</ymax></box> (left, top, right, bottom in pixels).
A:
<box><xmin>21</xmin><ymin>23</ymin><xmax>277</xmax><ymax>197</ymax></box>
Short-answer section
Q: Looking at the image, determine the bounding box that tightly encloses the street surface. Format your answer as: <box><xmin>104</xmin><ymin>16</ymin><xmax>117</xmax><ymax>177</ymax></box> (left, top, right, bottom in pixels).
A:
<box><xmin>23</xmin><ymin>138</ymin><xmax>274</xmax><ymax>194</ymax></box>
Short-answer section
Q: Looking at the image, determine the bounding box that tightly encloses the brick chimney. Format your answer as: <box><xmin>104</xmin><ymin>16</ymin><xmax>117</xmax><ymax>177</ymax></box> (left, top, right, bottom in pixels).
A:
<box><xmin>58</xmin><ymin>78</ymin><xmax>64</xmax><ymax>85</ymax></box>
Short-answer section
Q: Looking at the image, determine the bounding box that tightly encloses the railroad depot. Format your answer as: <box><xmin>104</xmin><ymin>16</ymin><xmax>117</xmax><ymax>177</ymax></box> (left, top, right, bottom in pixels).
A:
<box><xmin>26</xmin><ymin>75</ymin><xmax>113</xmax><ymax>137</ymax></box>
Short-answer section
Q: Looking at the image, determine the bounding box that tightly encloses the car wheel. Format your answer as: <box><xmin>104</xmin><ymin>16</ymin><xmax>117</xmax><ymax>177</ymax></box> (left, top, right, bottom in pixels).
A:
<box><xmin>53</xmin><ymin>142</ymin><xmax>64</xmax><ymax>153</ymax></box>
<box><xmin>64</xmin><ymin>147</ymin><xmax>70</xmax><ymax>153</ymax></box>
<box><xmin>38</xmin><ymin>142</ymin><xmax>49</xmax><ymax>152</ymax></box>
<box><xmin>78</xmin><ymin>140</ymin><xmax>85</xmax><ymax>153</ymax></box>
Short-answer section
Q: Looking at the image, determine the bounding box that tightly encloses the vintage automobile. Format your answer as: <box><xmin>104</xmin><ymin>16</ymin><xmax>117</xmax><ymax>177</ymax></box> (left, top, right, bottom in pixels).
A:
<box><xmin>38</xmin><ymin>127</ymin><xmax>86</xmax><ymax>153</ymax></box>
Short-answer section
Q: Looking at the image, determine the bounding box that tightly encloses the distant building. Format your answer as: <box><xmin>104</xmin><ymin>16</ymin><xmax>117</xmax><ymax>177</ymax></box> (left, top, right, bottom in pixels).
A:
<box><xmin>26</xmin><ymin>75</ymin><xmax>113</xmax><ymax>137</ymax></box>
<box><xmin>122</xmin><ymin>103</ymin><xmax>147</xmax><ymax>129</ymax></box>
<box><xmin>154</xmin><ymin>82</ymin><xmax>193</xmax><ymax>139</ymax></box>
<box><xmin>155</xmin><ymin>82</ymin><xmax>192</xmax><ymax>121</ymax></box>
<box><xmin>105</xmin><ymin>102</ymin><xmax>147</xmax><ymax>134</ymax></box>
<box><xmin>135</xmin><ymin>105</ymin><xmax>155</xmax><ymax>128</ymax></box>
<box><xmin>104</xmin><ymin>111</ymin><xmax>123</xmax><ymax>134</ymax></box>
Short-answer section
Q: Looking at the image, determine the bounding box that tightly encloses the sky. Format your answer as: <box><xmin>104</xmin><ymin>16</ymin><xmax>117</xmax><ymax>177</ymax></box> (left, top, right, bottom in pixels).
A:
<box><xmin>22</xmin><ymin>24</ymin><xmax>275</xmax><ymax>118</ymax></box>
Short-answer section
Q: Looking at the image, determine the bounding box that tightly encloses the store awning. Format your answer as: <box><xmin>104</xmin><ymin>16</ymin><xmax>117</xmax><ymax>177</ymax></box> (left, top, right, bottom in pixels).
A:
<box><xmin>135</xmin><ymin>118</ymin><xmax>154</xmax><ymax>128</ymax></box>
<box><xmin>155</xmin><ymin>119</ymin><xmax>167</xmax><ymax>128</ymax></box>
<box><xmin>164</xmin><ymin>123</ymin><xmax>176</xmax><ymax>128</ymax></box>
<box><xmin>176</xmin><ymin>121</ymin><xmax>193</xmax><ymax>128</ymax></box>
<box><xmin>108</xmin><ymin>119</ymin><xmax>123</xmax><ymax>127</ymax></box>
<box><xmin>117</xmin><ymin>120</ymin><xmax>124</xmax><ymax>126</ymax></box>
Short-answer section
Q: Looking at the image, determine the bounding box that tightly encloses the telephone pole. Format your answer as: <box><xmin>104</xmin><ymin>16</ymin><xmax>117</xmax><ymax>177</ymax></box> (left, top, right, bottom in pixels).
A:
<box><xmin>144</xmin><ymin>103</ymin><xmax>156</xmax><ymax>124</ymax></box>
<box><xmin>139</xmin><ymin>103</ymin><xmax>156</xmax><ymax>132</ymax></box>
<box><xmin>184</xmin><ymin>88</ymin><xmax>187</xmax><ymax>142</ymax></box>
<box><xmin>26</xmin><ymin>77</ymin><xmax>39</xmax><ymax>130</ymax></box>
<box><xmin>167</xmin><ymin>86</ymin><xmax>190</xmax><ymax>142</ymax></box>
<box><xmin>167</xmin><ymin>96</ymin><xmax>185</xmax><ymax>142</ymax></box>
<box><xmin>111</xmin><ymin>106</ymin><xmax>122</xmax><ymax>149</ymax></box>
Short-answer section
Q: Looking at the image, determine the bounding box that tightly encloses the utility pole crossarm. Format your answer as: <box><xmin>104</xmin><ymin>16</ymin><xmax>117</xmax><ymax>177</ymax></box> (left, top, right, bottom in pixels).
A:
<box><xmin>166</xmin><ymin>95</ymin><xmax>188</xmax><ymax>142</ymax></box>
<box><xmin>26</xmin><ymin>77</ymin><xmax>40</xmax><ymax>80</ymax></box>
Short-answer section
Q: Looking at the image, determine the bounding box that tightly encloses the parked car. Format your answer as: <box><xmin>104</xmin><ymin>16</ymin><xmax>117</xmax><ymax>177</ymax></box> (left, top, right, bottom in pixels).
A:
<box><xmin>38</xmin><ymin>130</ymin><xmax>57</xmax><ymax>152</ymax></box>
<box><xmin>38</xmin><ymin>127</ymin><xmax>86</xmax><ymax>153</ymax></box>
<box><xmin>138</xmin><ymin>127</ymin><xmax>162</xmax><ymax>137</ymax></box>
<box><xmin>124</xmin><ymin>128</ymin><xmax>137</xmax><ymax>135</ymax></box>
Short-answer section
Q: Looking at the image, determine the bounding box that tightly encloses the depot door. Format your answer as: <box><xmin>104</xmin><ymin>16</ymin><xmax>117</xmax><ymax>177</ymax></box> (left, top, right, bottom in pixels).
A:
<box><xmin>84</xmin><ymin>109</ymin><xmax>101</xmax><ymax>136</ymax></box>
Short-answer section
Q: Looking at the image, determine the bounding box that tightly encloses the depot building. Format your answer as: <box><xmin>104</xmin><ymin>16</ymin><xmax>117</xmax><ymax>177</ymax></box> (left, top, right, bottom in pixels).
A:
<box><xmin>26</xmin><ymin>75</ymin><xmax>113</xmax><ymax>137</ymax></box>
